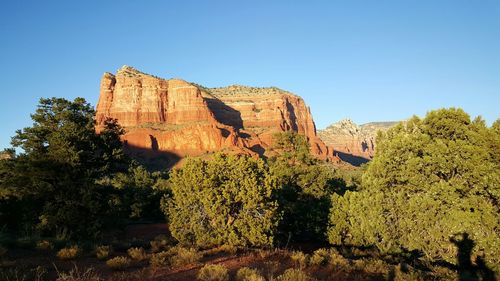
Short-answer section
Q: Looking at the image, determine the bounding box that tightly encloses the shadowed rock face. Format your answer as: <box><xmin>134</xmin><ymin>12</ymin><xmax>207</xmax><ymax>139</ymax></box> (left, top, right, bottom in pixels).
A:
<box><xmin>96</xmin><ymin>66</ymin><xmax>338</xmax><ymax>167</ymax></box>
<box><xmin>318</xmin><ymin>119</ymin><xmax>397</xmax><ymax>166</ymax></box>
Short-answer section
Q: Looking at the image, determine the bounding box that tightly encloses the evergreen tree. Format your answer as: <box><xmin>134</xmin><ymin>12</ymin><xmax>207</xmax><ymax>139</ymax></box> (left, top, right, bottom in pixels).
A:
<box><xmin>328</xmin><ymin>108</ymin><xmax>500</xmax><ymax>270</ymax></box>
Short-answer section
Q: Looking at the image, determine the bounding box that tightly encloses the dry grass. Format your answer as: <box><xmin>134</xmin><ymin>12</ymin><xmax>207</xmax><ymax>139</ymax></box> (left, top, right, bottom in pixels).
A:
<box><xmin>57</xmin><ymin>246</ymin><xmax>80</xmax><ymax>260</ymax></box>
<box><xmin>106</xmin><ymin>256</ymin><xmax>132</xmax><ymax>271</ymax></box>
<box><xmin>197</xmin><ymin>264</ymin><xmax>229</xmax><ymax>281</ymax></box>
<box><xmin>95</xmin><ymin>245</ymin><xmax>112</xmax><ymax>260</ymax></box>
<box><xmin>127</xmin><ymin>247</ymin><xmax>148</xmax><ymax>261</ymax></box>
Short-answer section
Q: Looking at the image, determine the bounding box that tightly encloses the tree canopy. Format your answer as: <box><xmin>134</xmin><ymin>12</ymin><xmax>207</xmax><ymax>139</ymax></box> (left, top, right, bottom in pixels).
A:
<box><xmin>328</xmin><ymin>108</ymin><xmax>500</xmax><ymax>270</ymax></box>
<box><xmin>164</xmin><ymin>153</ymin><xmax>279</xmax><ymax>248</ymax></box>
<box><xmin>0</xmin><ymin>97</ymin><xmax>129</xmax><ymax>239</ymax></box>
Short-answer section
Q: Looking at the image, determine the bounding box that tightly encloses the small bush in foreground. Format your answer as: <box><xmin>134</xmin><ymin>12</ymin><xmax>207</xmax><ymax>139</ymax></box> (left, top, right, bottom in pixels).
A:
<box><xmin>56</xmin><ymin>266</ymin><xmax>102</xmax><ymax>281</ymax></box>
<box><xmin>236</xmin><ymin>267</ymin><xmax>265</xmax><ymax>281</ymax></box>
<box><xmin>95</xmin><ymin>245</ymin><xmax>112</xmax><ymax>260</ymax></box>
<box><xmin>197</xmin><ymin>264</ymin><xmax>229</xmax><ymax>281</ymax></box>
<box><xmin>150</xmin><ymin>251</ymin><xmax>170</xmax><ymax>267</ymax></box>
<box><xmin>150</xmin><ymin>235</ymin><xmax>169</xmax><ymax>253</ymax></box>
<box><xmin>57</xmin><ymin>246</ymin><xmax>80</xmax><ymax>260</ymax></box>
<box><xmin>290</xmin><ymin>251</ymin><xmax>308</xmax><ymax>269</ymax></box>
<box><xmin>276</xmin><ymin>268</ymin><xmax>316</xmax><ymax>281</ymax></box>
<box><xmin>327</xmin><ymin>249</ymin><xmax>350</xmax><ymax>269</ymax></box>
<box><xmin>127</xmin><ymin>247</ymin><xmax>147</xmax><ymax>261</ymax></box>
<box><xmin>106</xmin><ymin>256</ymin><xmax>131</xmax><ymax>270</ymax></box>
<box><xmin>309</xmin><ymin>248</ymin><xmax>329</xmax><ymax>266</ymax></box>
<box><xmin>170</xmin><ymin>247</ymin><xmax>201</xmax><ymax>266</ymax></box>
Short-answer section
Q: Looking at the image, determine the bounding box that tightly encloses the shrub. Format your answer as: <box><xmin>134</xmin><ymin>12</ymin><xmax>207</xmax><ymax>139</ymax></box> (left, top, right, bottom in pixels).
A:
<box><xmin>150</xmin><ymin>251</ymin><xmax>170</xmax><ymax>267</ymax></box>
<box><xmin>327</xmin><ymin>249</ymin><xmax>349</xmax><ymax>269</ymax></box>
<box><xmin>308</xmin><ymin>248</ymin><xmax>329</xmax><ymax>266</ymax></box>
<box><xmin>170</xmin><ymin>247</ymin><xmax>202</xmax><ymax>266</ymax></box>
<box><xmin>290</xmin><ymin>251</ymin><xmax>308</xmax><ymax>269</ymax></box>
<box><xmin>150</xmin><ymin>235</ymin><xmax>169</xmax><ymax>253</ymax></box>
<box><xmin>57</xmin><ymin>246</ymin><xmax>80</xmax><ymax>260</ymax></box>
<box><xmin>197</xmin><ymin>264</ymin><xmax>229</xmax><ymax>281</ymax></box>
<box><xmin>236</xmin><ymin>267</ymin><xmax>265</xmax><ymax>281</ymax></box>
<box><xmin>328</xmin><ymin>109</ymin><xmax>500</xmax><ymax>270</ymax></box>
<box><xmin>276</xmin><ymin>268</ymin><xmax>316</xmax><ymax>281</ymax></box>
<box><xmin>269</xmin><ymin>132</ymin><xmax>342</xmax><ymax>243</ymax></box>
<box><xmin>95</xmin><ymin>245</ymin><xmax>112</xmax><ymax>260</ymax></box>
<box><xmin>36</xmin><ymin>240</ymin><xmax>53</xmax><ymax>250</ymax></box>
<box><xmin>127</xmin><ymin>247</ymin><xmax>147</xmax><ymax>261</ymax></box>
<box><xmin>106</xmin><ymin>256</ymin><xmax>131</xmax><ymax>270</ymax></box>
<box><xmin>353</xmin><ymin>258</ymin><xmax>390</xmax><ymax>274</ymax></box>
<box><xmin>165</xmin><ymin>154</ymin><xmax>279</xmax><ymax>248</ymax></box>
<box><xmin>0</xmin><ymin>266</ymin><xmax>47</xmax><ymax>281</ymax></box>
<box><xmin>3</xmin><ymin>98</ymin><xmax>127</xmax><ymax>240</ymax></box>
<box><xmin>56</xmin><ymin>266</ymin><xmax>102</xmax><ymax>281</ymax></box>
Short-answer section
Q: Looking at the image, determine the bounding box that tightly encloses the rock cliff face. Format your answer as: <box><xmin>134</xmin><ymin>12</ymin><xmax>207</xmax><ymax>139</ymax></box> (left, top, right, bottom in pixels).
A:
<box><xmin>318</xmin><ymin>119</ymin><xmax>397</xmax><ymax>166</ymax></box>
<box><xmin>96</xmin><ymin>66</ymin><xmax>337</xmax><ymax>167</ymax></box>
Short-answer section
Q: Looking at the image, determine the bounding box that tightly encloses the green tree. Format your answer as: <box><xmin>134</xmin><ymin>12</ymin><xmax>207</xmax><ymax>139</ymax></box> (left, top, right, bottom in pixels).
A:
<box><xmin>0</xmin><ymin>97</ymin><xmax>127</xmax><ymax>239</ymax></box>
<box><xmin>328</xmin><ymin>108</ymin><xmax>500</xmax><ymax>270</ymax></box>
<box><xmin>270</xmin><ymin>132</ymin><xmax>344</xmax><ymax>243</ymax></box>
<box><xmin>109</xmin><ymin>164</ymin><xmax>167</xmax><ymax>219</ymax></box>
<box><xmin>164</xmin><ymin>153</ymin><xmax>279</xmax><ymax>248</ymax></box>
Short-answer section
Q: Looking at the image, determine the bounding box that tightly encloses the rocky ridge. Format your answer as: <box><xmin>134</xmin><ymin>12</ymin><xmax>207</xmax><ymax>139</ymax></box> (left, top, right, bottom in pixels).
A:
<box><xmin>318</xmin><ymin>119</ymin><xmax>397</xmax><ymax>165</ymax></box>
<box><xmin>96</xmin><ymin>66</ymin><xmax>338</xmax><ymax>168</ymax></box>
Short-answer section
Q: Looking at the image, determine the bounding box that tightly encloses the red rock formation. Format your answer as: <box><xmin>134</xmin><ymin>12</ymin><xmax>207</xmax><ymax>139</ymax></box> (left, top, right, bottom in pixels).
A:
<box><xmin>318</xmin><ymin>119</ymin><xmax>397</xmax><ymax>166</ymax></box>
<box><xmin>96</xmin><ymin>66</ymin><xmax>338</xmax><ymax>167</ymax></box>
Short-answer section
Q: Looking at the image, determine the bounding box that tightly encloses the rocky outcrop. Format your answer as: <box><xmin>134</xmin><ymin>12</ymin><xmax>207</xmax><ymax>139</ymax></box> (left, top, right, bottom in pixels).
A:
<box><xmin>96</xmin><ymin>66</ymin><xmax>338</xmax><ymax>168</ymax></box>
<box><xmin>318</xmin><ymin>119</ymin><xmax>397</xmax><ymax>165</ymax></box>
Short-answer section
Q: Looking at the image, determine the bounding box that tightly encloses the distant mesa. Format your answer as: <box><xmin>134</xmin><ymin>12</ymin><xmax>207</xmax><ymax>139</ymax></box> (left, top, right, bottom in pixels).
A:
<box><xmin>96</xmin><ymin>65</ymin><xmax>339</xmax><ymax>168</ymax></box>
<box><xmin>318</xmin><ymin>119</ymin><xmax>398</xmax><ymax>166</ymax></box>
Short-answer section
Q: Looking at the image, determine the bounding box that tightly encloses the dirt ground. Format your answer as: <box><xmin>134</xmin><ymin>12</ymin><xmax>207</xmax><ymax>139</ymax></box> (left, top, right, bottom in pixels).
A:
<box><xmin>3</xmin><ymin>224</ymin><xmax>387</xmax><ymax>281</ymax></box>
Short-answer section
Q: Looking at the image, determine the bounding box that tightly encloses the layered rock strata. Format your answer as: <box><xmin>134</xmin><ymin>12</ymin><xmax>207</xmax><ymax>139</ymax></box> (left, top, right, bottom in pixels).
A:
<box><xmin>318</xmin><ymin>119</ymin><xmax>397</xmax><ymax>165</ymax></box>
<box><xmin>96</xmin><ymin>66</ymin><xmax>337</xmax><ymax>167</ymax></box>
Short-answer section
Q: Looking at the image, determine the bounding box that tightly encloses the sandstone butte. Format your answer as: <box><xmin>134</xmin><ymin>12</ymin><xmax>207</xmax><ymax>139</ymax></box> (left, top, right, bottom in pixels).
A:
<box><xmin>318</xmin><ymin>119</ymin><xmax>397</xmax><ymax>166</ymax></box>
<box><xmin>96</xmin><ymin>66</ymin><xmax>339</xmax><ymax>168</ymax></box>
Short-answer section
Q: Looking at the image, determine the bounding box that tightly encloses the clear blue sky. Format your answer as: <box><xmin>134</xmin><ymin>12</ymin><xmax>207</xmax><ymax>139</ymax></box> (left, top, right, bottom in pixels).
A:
<box><xmin>1</xmin><ymin>0</ymin><xmax>499</xmax><ymax>150</ymax></box>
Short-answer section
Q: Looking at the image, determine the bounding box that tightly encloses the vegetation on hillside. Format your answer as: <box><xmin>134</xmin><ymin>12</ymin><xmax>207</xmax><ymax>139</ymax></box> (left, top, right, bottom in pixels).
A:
<box><xmin>0</xmin><ymin>99</ymin><xmax>498</xmax><ymax>280</ymax></box>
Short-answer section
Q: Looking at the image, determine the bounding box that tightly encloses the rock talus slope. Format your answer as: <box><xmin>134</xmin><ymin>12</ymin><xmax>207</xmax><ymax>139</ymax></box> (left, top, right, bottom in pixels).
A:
<box><xmin>96</xmin><ymin>66</ymin><xmax>338</xmax><ymax>167</ymax></box>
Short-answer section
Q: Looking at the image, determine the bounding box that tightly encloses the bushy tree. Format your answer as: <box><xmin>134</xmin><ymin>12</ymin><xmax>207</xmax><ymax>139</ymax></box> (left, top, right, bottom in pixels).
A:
<box><xmin>270</xmin><ymin>132</ymin><xmax>344</xmax><ymax>243</ymax></box>
<box><xmin>164</xmin><ymin>153</ymin><xmax>279</xmax><ymax>248</ymax></box>
<box><xmin>0</xmin><ymin>97</ymin><xmax>127</xmax><ymax>239</ymax></box>
<box><xmin>328</xmin><ymin>108</ymin><xmax>500</xmax><ymax>270</ymax></box>
<box><xmin>109</xmin><ymin>164</ymin><xmax>167</xmax><ymax>219</ymax></box>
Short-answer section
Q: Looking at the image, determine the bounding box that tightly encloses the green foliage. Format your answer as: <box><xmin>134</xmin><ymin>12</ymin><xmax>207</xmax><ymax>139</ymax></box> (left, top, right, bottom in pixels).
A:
<box><xmin>108</xmin><ymin>165</ymin><xmax>167</xmax><ymax>220</ymax></box>
<box><xmin>197</xmin><ymin>264</ymin><xmax>229</xmax><ymax>281</ymax></box>
<box><xmin>0</xmin><ymin>98</ymin><xmax>128</xmax><ymax>239</ymax></box>
<box><xmin>106</xmin><ymin>256</ymin><xmax>131</xmax><ymax>270</ymax></box>
<box><xmin>328</xmin><ymin>108</ymin><xmax>500</xmax><ymax>270</ymax></box>
<box><xmin>164</xmin><ymin>153</ymin><xmax>279</xmax><ymax>248</ymax></box>
<box><xmin>270</xmin><ymin>132</ymin><xmax>344</xmax><ymax>242</ymax></box>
